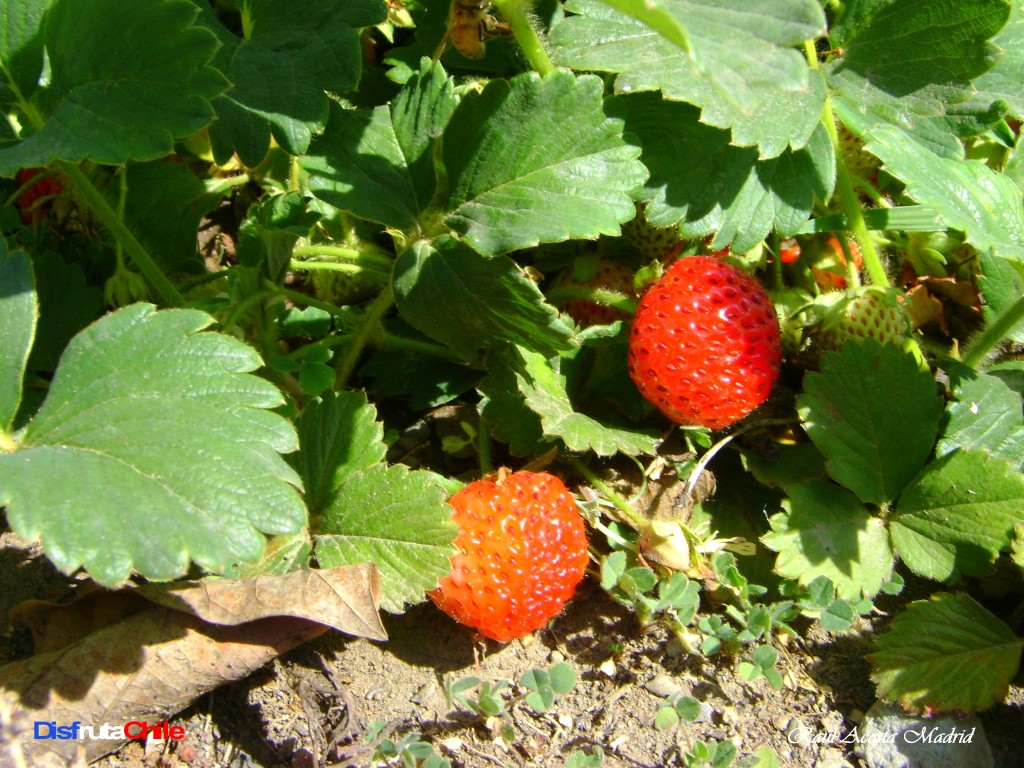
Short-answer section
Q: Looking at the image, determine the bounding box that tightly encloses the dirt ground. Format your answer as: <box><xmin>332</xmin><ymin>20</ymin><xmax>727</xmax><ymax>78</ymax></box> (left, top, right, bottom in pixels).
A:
<box><xmin>3</xmin><ymin>531</ymin><xmax>1023</xmax><ymax>768</ymax></box>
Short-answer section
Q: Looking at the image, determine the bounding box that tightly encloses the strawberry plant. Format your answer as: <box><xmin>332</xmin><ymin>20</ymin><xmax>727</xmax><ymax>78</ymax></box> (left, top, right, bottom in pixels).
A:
<box><xmin>2</xmin><ymin>0</ymin><xmax>1024</xmax><ymax>764</ymax></box>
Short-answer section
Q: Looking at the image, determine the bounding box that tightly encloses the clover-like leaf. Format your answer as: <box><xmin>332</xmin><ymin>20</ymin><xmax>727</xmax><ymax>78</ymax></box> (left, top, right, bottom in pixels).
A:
<box><xmin>0</xmin><ymin>0</ymin><xmax>228</xmax><ymax>174</ymax></box>
<box><xmin>393</xmin><ymin>238</ymin><xmax>576</xmax><ymax>362</ymax></box>
<box><xmin>798</xmin><ymin>340</ymin><xmax>943</xmax><ymax>505</ymax></box>
<box><xmin>762</xmin><ymin>480</ymin><xmax>893</xmax><ymax>600</ymax></box>
<box><xmin>314</xmin><ymin>463</ymin><xmax>456</xmax><ymax>613</ymax></box>
<box><xmin>0</xmin><ymin>304</ymin><xmax>306</xmax><ymax>585</ymax></box>
<box><xmin>193</xmin><ymin>0</ymin><xmax>386</xmax><ymax>165</ymax></box>
<box><xmin>0</xmin><ymin>243</ymin><xmax>34</xmax><ymax>432</ymax></box>
<box><xmin>889</xmin><ymin>449</ymin><xmax>1024</xmax><ymax>581</ymax></box>
<box><xmin>827</xmin><ymin>0</ymin><xmax>1010</xmax><ymax>151</ymax></box>
<box><xmin>550</xmin><ymin>0</ymin><xmax>827</xmax><ymax>158</ymax></box>
<box><xmin>442</xmin><ymin>68</ymin><xmax>647</xmax><ymax>255</ymax></box>
<box><xmin>865</xmin><ymin>124</ymin><xmax>1024</xmax><ymax>260</ymax></box>
<box><xmin>870</xmin><ymin>592</ymin><xmax>1022</xmax><ymax>714</ymax></box>
<box><xmin>303</xmin><ymin>59</ymin><xmax>456</xmax><ymax>229</ymax></box>
<box><xmin>608</xmin><ymin>92</ymin><xmax>834</xmax><ymax>253</ymax></box>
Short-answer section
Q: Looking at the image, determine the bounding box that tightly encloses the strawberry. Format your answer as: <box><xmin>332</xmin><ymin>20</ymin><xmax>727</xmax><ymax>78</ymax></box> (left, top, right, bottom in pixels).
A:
<box><xmin>430</xmin><ymin>471</ymin><xmax>589</xmax><ymax>642</ymax></box>
<box><xmin>16</xmin><ymin>168</ymin><xmax>64</xmax><ymax>225</ymax></box>
<box><xmin>627</xmin><ymin>255</ymin><xmax>782</xmax><ymax>430</ymax></box>
<box><xmin>837</xmin><ymin>122</ymin><xmax>880</xmax><ymax>184</ymax></box>
<box><xmin>814</xmin><ymin>285</ymin><xmax>910</xmax><ymax>353</ymax></box>
<box><xmin>555</xmin><ymin>258</ymin><xmax>636</xmax><ymax>326</ymax></box>
<box><xmin>622</xmin><ymin>205</ymin><xmax>685</xmax><ymax>263</ymax></box>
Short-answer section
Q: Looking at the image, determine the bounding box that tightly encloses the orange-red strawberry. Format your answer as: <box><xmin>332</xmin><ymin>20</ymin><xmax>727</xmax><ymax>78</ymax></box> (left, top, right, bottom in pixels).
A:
<box><xmin>627</xmin><ymin>255</ymin><xmax>782</xmax><ymax>430</ymax></box>
<box><xmin>430</xmin><ymin>471</ymin><xmax>589</xmax><ymax>642</ymax></box>
<box><xmin>16</xmin><ymin>168</ymin><xmax>63</xmax><ymax>225</ymax></box>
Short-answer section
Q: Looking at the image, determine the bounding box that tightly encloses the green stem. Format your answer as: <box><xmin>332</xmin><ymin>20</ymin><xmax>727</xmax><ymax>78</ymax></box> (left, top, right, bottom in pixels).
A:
<box><xmin>545</xmin><ymin>285</ymin><xmax>638</xmax><ymax>315</ymax></box>
<box><xmin>333</xmin><ymin>283</ymin><xmax>395</xmax><ymax>389</ymax></box>
<box><xmin>803</xmin><ymin>40</ymin><xmax>890</xmax><ymax>289</ymax></box>
<box><xmin>57</xmin><ymin>161</ymin><xmax>184</xmax><ymax>307</ymax></box>
<box><xmin>961</xmin><ymin>295</ymin><xmax>1024</xmax><ymax>369</ymax></box>
<box><xmin>566</xmin><ymin>456</ymin><xmax>647</xmax><ymax>531</ymax></box>
<box><xmin>477</xmin><ymin>414</ymin><xmax>493</xmax><ymax>476</ymax></box>
<box><xmin>292</xmin><ymin>245</ymin><xmax>394</xmax><ymax>272</ymax></box>
<box><xmin>383</xmin><ymin>333</ymin><xmax>467</xmax><ymax>363</ymax></box>
<box><xmin>277</xmin><ymin>287</ymin><xmax>363</xmax><ymax>325</ymax></box>
<box><xmin>493</xmin><ymin>0</ymin><xmax>554</xmax><ymax>75</ymax></box>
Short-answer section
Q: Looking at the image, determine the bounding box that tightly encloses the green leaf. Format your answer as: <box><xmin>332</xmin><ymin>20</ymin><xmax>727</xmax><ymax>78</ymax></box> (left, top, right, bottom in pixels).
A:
<box><xmin>889</xmin><ymin>449</ymin><xmax>1024</xmax><ymax>581</ymax></box>
<box><xmin>762</xmin><ymin>480</ymin><xmax>894</xmax><ymax>599</ymax></box>
<box><xmin>797</xmin><ymin>341</ymin><xmax>943</xmax><ymax>505</ymax></box>
<box><xmin>971</xmin><ymin>0</ymin><xmax>1024</xmax><ymax>119</ymax></box>
<box><xmin>360</xmin><ymin>345</ymin><xmax>481</xmax><ymax>410</ymax></box>
<box><xmin>442</xmin><ymin>69</ymin><xmax>647</xmax><ymax>255</ymax></box>
<box><xmin>938</xmin><ymin>365</ymin><xmax>1024</xmax><ymax>468</ymax></box>
<box><xmin>237</xmin><ymin>192</ymin><xmax>320</xmax><ymax>283</ymax></box>
<box><xmin>314</xmin><ymin>463</ymin><xmax>456</xmax><ymax>612</ymax></box>
<box><xmin>194</xmin><ymin>0</ymin><xmax>387</xmax><ymax>165</ymax></box>
<box><xmin>0</xmin><ymin>0</ymin><xmax>47</xmax><ymax>102</ymax></box>
<box><xmin>291</xmin><ymin>392</ymin><xmax>387</xmax><ymax>516</ymax></box>
<box><xmin>0</xmin><ymin>0</ymin><xmax>228</xmax><ymax>174</ymax></box>
<box><xmin>607</xmin><ymin>93</ymin><xmax>834</xmax><ymax>253</ymax></box>
<box><xmin>870</xmin><ymin>592</ymin><xmax>1022</xmax><ymax>714</ymax></box>
<box><xmin>511</xmin><ymin>345</ymin><xmax>659</xmax><ymax>457</ymax></box>
<box><xmin>25</xmin><ymin>251</ymin><xmax>103</xmax><ymax>374</ymax></box>
<box><xmin>551</xmin><ymin>0</ymin><xmax>827</xmax><ymax>157</ymax></box>
<box><xmin>978</xmin><ymin>250</ymin><xmax>1024</xmax><ymax>344</ymax></box>
<box><xmin>596</xmin><ymin>0</ymin><xmax>694</xmax><ymax>54</ymax></box>
<box><xmin>0</xmin><ymin>243</ymin><xmax>35</xmax><ymax>431</ymax></box>
<box><xmin>124</xmin><ymin>161</ymin><xmax>224</xmax><ymax>274</ymax></box>
<box><xmin>549</xmin><ymin>662</ymin><xmax>577</xmax><ymax>694</ymax></box>
<box><xmin>0</xmin><ymin>304</ymin><xmax>305</xmax><ymax>585</ymax></box>
<box><xmin>392</xmin><ymin>238</ymin><xmax>576</xmax><ymax>362</ymax></box>
<box><xmin>864</xmin><ymin>124</ymin><xmax>1024</xmax><ymax>260</ymax></box>
<box><xmin>479</xmin><ymin>348</ymin><xmax>550</xmax><ymax>457</ymax></box>
<box><xmin>303</xmin><ymin>59</ymin><xmax>456</xmax><ymax>229</ymax></box>
<box><xmin>827</xmin><ymin>0</ymin><xmax>1011</xmax><ymax>149</ymax></box>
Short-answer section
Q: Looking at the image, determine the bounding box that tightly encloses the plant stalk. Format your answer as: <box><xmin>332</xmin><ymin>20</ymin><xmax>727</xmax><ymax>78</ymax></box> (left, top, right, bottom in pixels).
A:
<box><xmin>493</xmin><ymin>0</ymin><xmax>554</xmax><ymax>76</ymax></box>
<box><xmin>803</xmin><ymin>40</ymin><xmax>890</xmax><ymax>289</ymax></box>
<box><xmin>57</xmin><ymin>161</ymin><xmax>184</xmax><ymax>307</ymax></box>
<box><xmin>961</xmin><ymin>295</ymin><xmax>1024</xmax><ymax>369</ymax></box>
<box><xmin>333</xmin><ymin>282</ymin><xmax>395</xmax><ymax>389</ymax></box>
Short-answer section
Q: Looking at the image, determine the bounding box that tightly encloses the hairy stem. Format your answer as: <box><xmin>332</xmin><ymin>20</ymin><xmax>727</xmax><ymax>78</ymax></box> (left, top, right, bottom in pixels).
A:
<box><xmin>961</xmin><ymin>295</ymin><xmax>1024</xmax><ymax>369</ymax></box>
<box><xmin>803</xmin><ymin>40</ymin><xmax>890</xmax><ymax>288</ymax></box>
<box><xmin>333</xmin><ymin>282</ymin><xmax>395</xmax><ymax>389</ymax></box>
<box><xmin>493</xmin><ymin>0</ymin><xmax>554</xmax><ymax>76</ymax></box>
<box><xmin>58</xmin><ymin>161</ymin><xmax>184</xmax><ymax>307</ymax></box>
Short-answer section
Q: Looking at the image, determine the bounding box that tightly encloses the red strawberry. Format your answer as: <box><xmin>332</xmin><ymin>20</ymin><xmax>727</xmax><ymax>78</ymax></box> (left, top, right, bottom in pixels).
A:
<box><xmin>627</xmin><ymin>255</ymin><xmax>782</xmax><ymax>430</ymax></box>
<box><xmin>430</xmin><ymin>471</ymin><xmax>589</xmax><ymax>642</ymax></box>
<box><xmin>16</xmin><ymin>168</ymin><xmax>63</xmax><ymax>225</ymax></box>
<box><xmin>556</xmin><ymin>258</ymin><xmax>636</xmax><ymax>326</ymax></box>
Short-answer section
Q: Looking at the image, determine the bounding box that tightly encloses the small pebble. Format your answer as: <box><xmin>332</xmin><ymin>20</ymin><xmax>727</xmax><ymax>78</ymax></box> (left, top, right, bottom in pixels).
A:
<box><xmin>644</xmin><ymin>674</ymin><xmax>682</xmax><ymax>699</ymax></box>
<box><xmin>549</xmin><ymin>650</ymin><xmax>565</xmax><ymax>664</ymax></box>
<box><xmin>858</xmin><ymin>701</ymin><xmax>993</xmax><ymax>768</ymax></box>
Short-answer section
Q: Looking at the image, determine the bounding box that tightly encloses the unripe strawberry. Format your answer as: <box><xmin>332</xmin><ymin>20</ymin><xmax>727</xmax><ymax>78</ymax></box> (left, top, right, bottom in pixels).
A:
<box><xmin>556</xmin><ymin>259</ymin><xmax>636</xmax><ymax>326</ymax></box>
<box><xmin>622</xmin><ymin>206</ymin><xmax>685</xmax><ymax>262</ymax></box>
<box><xmin>837</xmin><ymin>122</ymin><xmax>881</xmax><ymax>183</ymax></box>
<box><xmin>814</xmin><ymin>285</ymin><xmax>910</xmax><ymax>353</ymax></box>
<box><xmin>430</xmin><ymin>471</ymin><xmax>589</xmax><ymax>642</ymax></box>
<box><xmin>628</xmin><ymin>255</ymin><xmax>782</xmax><ymax>430</ymax></box>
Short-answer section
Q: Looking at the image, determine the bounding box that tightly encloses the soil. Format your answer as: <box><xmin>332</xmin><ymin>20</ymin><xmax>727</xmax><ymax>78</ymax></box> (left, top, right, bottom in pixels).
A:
<box><xmin>3</xmin><ymin>529</ymin><xmax>1022</xmax><ymax>768</ymax></box>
